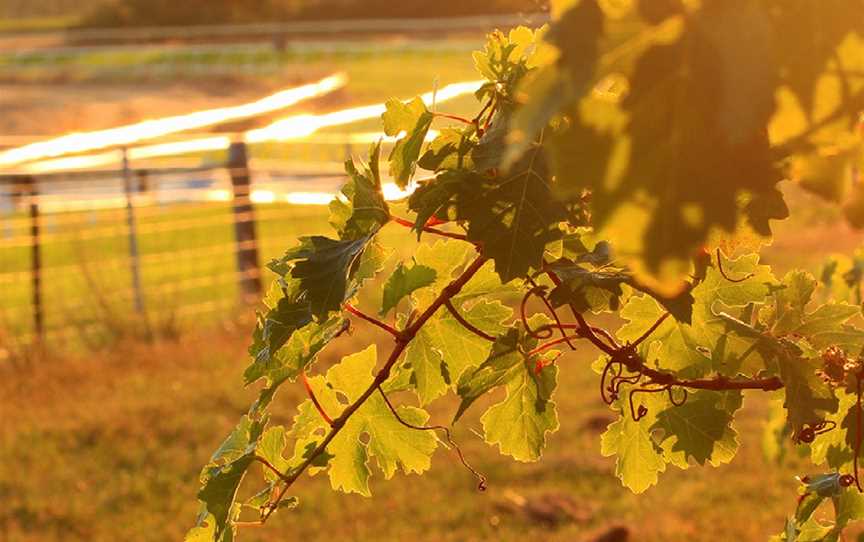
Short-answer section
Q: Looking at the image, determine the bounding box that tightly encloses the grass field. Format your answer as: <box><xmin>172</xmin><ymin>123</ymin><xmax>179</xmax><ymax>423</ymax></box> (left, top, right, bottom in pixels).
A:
<box><xmin>1</xmin><ymin>320</ymin><xmax>859</xmax><ymax>542</ymax></box>
<box><xmin>2</xmin><ymin>181</ymin><xmax>864</xmax><ymax>541</ymax></box>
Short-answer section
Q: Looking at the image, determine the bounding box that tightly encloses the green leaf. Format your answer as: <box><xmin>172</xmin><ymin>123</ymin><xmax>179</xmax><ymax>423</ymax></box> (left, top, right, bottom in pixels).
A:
<box><xmin>188</xmin><ymin>416</ymin><xmax>268</xmax><ymax>541</ymax></box>
<box><xmin>382</xmin><ymin>97</ymin><xmax>434</xmax><ymax>188</ymax></box>
<box><xmin>289</xmin><ymin>345</ymin><xmax>438</xmax><ymax>496</ymax></box>
<box><xmin>418</xmin><ymin>126</ymin><xmax>476</xmax><ymax>172</ymax></box>
<box><xmin>412</xmin><ymin>238</ymin><xmax>520</xmax><ymax>306</ymax></box>
<box><xmin>652</xmin><ymin>390</ymin><xmax>741</xmax><ymax>467</ymax></box>
<box><xmin>407</xmin><ymin>170</ymin><xmax>471</xmax><ymax>236</ymax></box>
<box><xmin>771</xmin><ymin>270</ymin><xmax>819</xmax><ymax>334</ymax></box>
<box><xmin>380</xmin><ymin>261</ymin><xmax>436</xmax><ymax>316</ymax></box>
<box><xmin>330</xmin><ymin>141</ymin><xmax>389</xmax><ymax>239</ymax></box>
<box><xmin>778</xmin><ymin>353</ymin><xmax>838</xmax><ymax>433</ymax></box>
<box><xmin>545</xmin><ymin>257</ymin><xmax>630</xmax><ymax>314</ymax></box>
<box><xmin>466</xmin><ymin>135</ymin><xmax>570</xmax><ymax>281</ymax></box>
<box><xmin>196</xmin><ymin>456</ymin><xmax>252</xmax><ymax>541</ymax></box>
<box><xmin>600</xmin><ymin>396</ymin><xmax>667</xmax><ymax>494</ymax></box>
<box><xmin>277</xmin><ymin>235</ymin><xmax>375</xmax><ymax>319</ymax></box>
<box><xmin>405</xmin><ymin>299</ymin><xmax>511</xmax><ymax>404</ymax></box>
<box><xmin>510</xmin><ymin>0</ymin><xmax>604</xmax><ymax>157</ymax></box>
<box><xmin>554</xmin><ymin>2</ymin><xmax>788</xmax><ymax>279</ymax></box>
<box><xmin>454</xmin><ymin>323</ymin><xmax>560</xmax><ymax>461</ymax></box>
<box><xmin>481</xmin><ymin>356</ymin><xmax>559</xmax><ymax>462</ymax></box>
<box><xmin>454</xmin><ymin>327</ymin><xmax>525</xmax><ymax>421</ymax></box>
<box><xmin>256</xmin><ymin>426</ymin><xmax>290</xmax><ymax>482</ymax></box>
<box><xmin>245</xmin><ymin>314</ymin><xmax>347</xmax><ymax>387</ymax></box>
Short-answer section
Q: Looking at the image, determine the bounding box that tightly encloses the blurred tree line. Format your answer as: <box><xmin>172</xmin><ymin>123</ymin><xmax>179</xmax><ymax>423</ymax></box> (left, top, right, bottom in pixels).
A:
<box><xmin>82</xmin><ymin>0</ymin><xmax>547</xmax><ymax>27</ymax></box>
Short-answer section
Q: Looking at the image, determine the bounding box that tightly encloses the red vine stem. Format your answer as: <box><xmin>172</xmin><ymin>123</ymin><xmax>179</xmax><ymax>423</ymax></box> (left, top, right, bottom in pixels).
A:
<box><xmin>434</xmin><ymin>112</ymin><xmax>475</xmax><ymax>125</ymax></box>
<box><xmin>526</xmin><ymin>334</ymin><xmax>584</xmax><ymax>358</ymax></box>
<box><xmin>390</xmin><ymin>215</ymin><xmax>469</xmax><ymax>241</ymax></box>
<box><xmin>301</xmin><ymin>370</ymin><xmax>333</xmax><ymax>426</ymax></box>
<box><xmin>376</xmin><ymin>386</ymin><xmax>487</xmax><ymax>490</ymax></box>
<box><xmin>344</xmin><ymin>303</ymin><xmax>400</xmax><ymax>337</ymax></box>
<box><xmin>260</xmin><ymin>255</ymin><xmax>489</xmax><ymax>522</ymax></box>
<box><xmin>444</xmin><ymin>299</ymin><xmax>496</xmax><ymax>341</ymax></box>
<box><xmin>252</xmin><ymin>455</ymin><xmax>292</xmax><ymax>484</ymax></box>
<box><xmin>631</xmin><ymin>312</ymin><xmax>670</xmax><ymax>347</ymax></box>
<box><xmin>544</xmin><ymin>267</ymin><xmax>783</xmax><ymax>393</ymax></box>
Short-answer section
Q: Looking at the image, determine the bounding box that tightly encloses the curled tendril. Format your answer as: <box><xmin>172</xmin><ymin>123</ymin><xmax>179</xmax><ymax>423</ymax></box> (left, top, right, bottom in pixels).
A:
<box><xmin>521</xmin><ymin>287</ymin><xmax>554</xmax><ymax>339</ymax></box>
<box><xmin>628</xmin><ymin>384</ymin><xmax>688</xmax><ymax>422</ymax></box>
<box><xmin>523</xmin><ymin>278</ymin><xmax>579</xmax><ymax>350</ymax></box>
<box><xmin>600</xmin><ymin>359</ymin><xmax>643</xmax><ymax>405</ymax></box>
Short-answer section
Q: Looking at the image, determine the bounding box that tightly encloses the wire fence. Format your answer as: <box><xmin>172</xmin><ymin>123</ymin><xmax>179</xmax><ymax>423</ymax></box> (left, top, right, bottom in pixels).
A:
<box><xmin>0</xmin><ymin>138</ymin><xmax>395</xmax><ymax>358</ymax></box>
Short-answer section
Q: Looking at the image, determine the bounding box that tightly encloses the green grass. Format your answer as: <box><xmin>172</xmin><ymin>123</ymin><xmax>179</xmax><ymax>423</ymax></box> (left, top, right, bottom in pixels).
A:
<box><xmin>1</xmin><ymin>324</ymin><xmax>855</xmax><ymax>541</ymax></box>
<box><xmin>0</xmin><ymin>16</ymin><xmax>78</xmax><ymax>32</ymax></box>
<box><xmin>0</xmin><ymin>42</ymin><xmax>480</xmax><ymax>89</ymax></box>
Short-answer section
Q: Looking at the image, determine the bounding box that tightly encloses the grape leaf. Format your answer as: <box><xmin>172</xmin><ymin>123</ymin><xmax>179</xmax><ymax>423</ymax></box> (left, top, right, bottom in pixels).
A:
<box><xmin>600</xmin><ymin>394</ymin><xmax>667</xmax><ymax>494</ymax></box>
<box><xmin>454</xmin><ymin>324</ymin><xmax>560</xmax><ymax>461</ymax></box>
<box><xmin>288</xmin><ymin>345</ymin><xmax>437</xmax><ymax>496</ymax></box>
<box><xmin>407</xmin><ymin>170</ymin><xmax>473</xmax><ymax>236</ymax></box>
<box><xmin>330</xmin><ymin>141</ymin><xmax>389</xmax><ymax>239</ymax></box>
<box><xmin>768</xmin><ymin>0</ymin><xmax>864</xmax><ymax>118</ymax></box>
<box><xmin>380</xmin><ymin>261</ymin><xmax>436</xmax><ymax>315</ymax></box>
<box><xmin>463</xmin><ymin>137</ymin><xmax>571</xmax><ymax>282</ymax></box>
<box><xmin>276</xmin><ymin>235</ymin><xmax>375</xmax><ymax>320</ymax></box>
<box><xmin>481</xmin><ymin>355</ymin><xmax>559</xmax><ymax>462</ymax></box>
<box><xmin>552</xmin><ymin>2</ymin><xmax>788</xmax><ymax>280</ymax></box>
<box><xmin>652</xmin><ymin>390</ymin><xmax>741</xmax><ymax>467</ymax></box>
<box><xmin>418</xmin><ymin>126</ymin><xmax>476</xmax><ymax>172</ymax></box>
<box><xmin>505</xmin><ymin>0</ymin><xmax>604</xmax><ymax>166</ymax></box>
<box><xmin>778</xmin><ymin>353</ymin><xmax>838</xmax><ymax>432</ymax></box>
<box><xmin>771</xmin><ymin>270</ymin><xmax>819</xmax><ymax>334</ymax></box>
<box><xmin>244</xmin><ymin>314</ymin><xmax>347</xmax><ymax>387</ymax></box>
<box><xmin>187</xmin><ymin>416</ymin><xmax>268</xmax><ymax>541</ymax></box>
<box><xmin>412</xmin><ymin>238</ymin><xmax>519</xmax><ymax>306</ymax></box>
<box><xmin>382</xmin><ymin>97</ymin><xmax>434</xmax><ymax>188</ymax></box>
<box><xmin>405</xmin><ymin>300</ymin><xmax>511</xmax><ymax>405</ymax></box>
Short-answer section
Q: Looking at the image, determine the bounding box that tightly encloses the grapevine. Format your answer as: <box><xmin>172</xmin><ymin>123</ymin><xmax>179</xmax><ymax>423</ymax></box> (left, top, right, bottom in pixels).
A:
<box><xmin>187</xmin><ymin>2</ymin><xmax>864</xmax><ymax>540</ymax></box>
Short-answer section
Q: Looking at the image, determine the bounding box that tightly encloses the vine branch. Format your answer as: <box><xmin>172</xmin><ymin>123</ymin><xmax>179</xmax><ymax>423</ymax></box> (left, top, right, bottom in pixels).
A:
<box><xmin>444</xmin><ymin>298</ymin><xmax>496</xmax><ymax>342</ymax></box>
<box><xmin>344</xmin><ymin>303</ymin><xmax>400</xmax><ymax>337</ymax></box>
<box><xmin>259</xmin><ymin>255</ymin><xmax>489</xmax><ymax>522</ymax></box>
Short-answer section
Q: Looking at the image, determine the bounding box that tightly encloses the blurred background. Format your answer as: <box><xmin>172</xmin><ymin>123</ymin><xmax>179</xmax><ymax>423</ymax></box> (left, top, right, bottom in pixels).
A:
<box><xmin>2</xmin><ymin>1</ymin><xmax>864</xmax><ymax>541</ymax></box>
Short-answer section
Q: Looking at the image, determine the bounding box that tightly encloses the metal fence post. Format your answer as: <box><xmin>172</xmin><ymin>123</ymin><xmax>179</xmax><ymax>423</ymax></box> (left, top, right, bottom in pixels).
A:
<box><xmin>228</xmin><ymin>141</ymin><xmax>262</xmax><ymax>303</ymax></box>
<box><xmin>122</xmin><ymin>148</ymin><xmax>146</xmax><ymax>316</ymax></box>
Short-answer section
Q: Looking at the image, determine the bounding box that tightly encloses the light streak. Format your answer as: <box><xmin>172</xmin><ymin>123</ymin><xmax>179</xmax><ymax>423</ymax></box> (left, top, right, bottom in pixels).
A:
<box><xmin>0</xmin><ymin>74</ymin><xmax>346</xmax><ymax>167</ymax></box>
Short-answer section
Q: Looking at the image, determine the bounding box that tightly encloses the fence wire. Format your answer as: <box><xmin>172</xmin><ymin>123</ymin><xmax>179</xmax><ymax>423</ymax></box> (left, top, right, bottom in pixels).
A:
<box><xmin>0</xmin><ymin>152</ymin><xmax>356</xmax><ymax>356</ymax></box>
